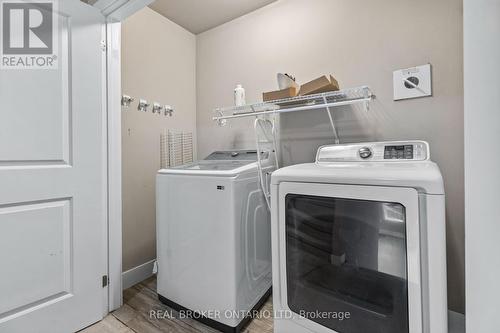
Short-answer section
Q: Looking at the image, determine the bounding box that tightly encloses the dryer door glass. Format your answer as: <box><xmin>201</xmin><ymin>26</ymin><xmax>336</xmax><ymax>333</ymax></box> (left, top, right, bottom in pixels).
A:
<box><xmin>285</xmin><ymin>194</ymin><xmax>408</xmax><ymax>333</ymax></box>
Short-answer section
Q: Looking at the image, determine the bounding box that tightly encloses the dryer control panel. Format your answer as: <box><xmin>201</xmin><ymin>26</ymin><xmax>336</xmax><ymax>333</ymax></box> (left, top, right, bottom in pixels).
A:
<box><xmin>316</xmin><ymin>141</ymin><xmax>429</xmax><ymax>162</ymax></box>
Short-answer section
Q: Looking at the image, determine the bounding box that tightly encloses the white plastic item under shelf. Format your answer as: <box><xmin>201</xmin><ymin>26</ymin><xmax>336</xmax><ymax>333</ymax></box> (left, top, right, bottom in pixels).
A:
<box><xmin>213</xmin><ymin>85</ymin><xmax>374</xmax><ymax>126</ymax></box>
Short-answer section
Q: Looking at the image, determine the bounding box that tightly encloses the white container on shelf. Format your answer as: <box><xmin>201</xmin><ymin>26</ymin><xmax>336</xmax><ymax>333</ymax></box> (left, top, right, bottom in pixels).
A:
<box><xmin>234</xmin><ymin>84</ymin><xmax>246</xmax><ymax>106</ymax></box>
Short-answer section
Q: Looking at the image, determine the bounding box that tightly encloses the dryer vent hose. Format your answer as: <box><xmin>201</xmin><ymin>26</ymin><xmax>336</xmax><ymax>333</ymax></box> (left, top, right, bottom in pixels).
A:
<box><xmin>254</xmin><ymin>117</ymin><xmax>279</xmax><ymax>210</ymax></box>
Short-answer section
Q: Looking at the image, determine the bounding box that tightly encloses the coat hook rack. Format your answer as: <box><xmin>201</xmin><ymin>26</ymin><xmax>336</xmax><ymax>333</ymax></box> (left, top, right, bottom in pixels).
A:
<box><xmin>121</xmin><ymin>94</ymin><xmax>174</xmax><ymax>117</ymax></box>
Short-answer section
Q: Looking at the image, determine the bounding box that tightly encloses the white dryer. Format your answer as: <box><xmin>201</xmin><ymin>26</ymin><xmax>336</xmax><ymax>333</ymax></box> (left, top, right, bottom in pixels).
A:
<box><xmin>271</xmin><ymin>141</ymin><xmax>447</xmax><ymax>333</ymax></box>
<box><xmin>156</xmin><ymin>150</ymin><xmax>274</xmax><ymax>333</ymax></box>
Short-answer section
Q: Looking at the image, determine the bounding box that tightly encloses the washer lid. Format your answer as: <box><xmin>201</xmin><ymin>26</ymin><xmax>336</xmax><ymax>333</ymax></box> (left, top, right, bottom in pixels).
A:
<box><xmin>173</xmin><ymin>160</ymin><xmax>254</xmax><ymax>171</ymax></box>
<box><xmin>158</xmin><ymin>160</ymin><xmax>258</xmax><ymax>176</ymax></box>
<box><xmin>158</xmin><ymin>150</ymin><xmax>266</xmax><ymax>176</ymax></box>
<box><xmin>271</xmin><ymin>161</ymin><xmax>444</xmax><ymax>195</ymax></box>
<box><xmin>204</xmin><ymin>150</ymin><xmax>268</xmax><ymax>161</ymax></box>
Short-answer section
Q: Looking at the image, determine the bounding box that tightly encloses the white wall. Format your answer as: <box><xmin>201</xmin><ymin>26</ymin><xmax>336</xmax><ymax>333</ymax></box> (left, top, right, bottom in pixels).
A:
<box><xmin>196</xmin><ymin>0</ymin><xmax>464</xmax><ymax>312</ymax></box>
<box><xmin>121</xmin><ymin>7</ymin><xmax>196</xmax><ymax>271</ymax></box>
<box><xmin>464</xmin><ymin>0</ymin><xmax>500</xmax><ymax>331</ymax></box>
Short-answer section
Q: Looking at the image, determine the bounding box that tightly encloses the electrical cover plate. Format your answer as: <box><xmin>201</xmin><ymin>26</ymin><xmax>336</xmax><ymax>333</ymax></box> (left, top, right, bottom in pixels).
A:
<box><xmin>393</xmin><ymin>64</ymin><xmax>432</xmax><ymax>101</ymax></box>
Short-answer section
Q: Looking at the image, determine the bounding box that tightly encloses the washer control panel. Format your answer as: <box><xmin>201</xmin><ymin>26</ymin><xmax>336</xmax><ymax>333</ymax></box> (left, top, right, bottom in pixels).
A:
<box><xmin>317</xmin><ymin>141</ymin><xmax>429</xmax><ymax>162</ymax></box>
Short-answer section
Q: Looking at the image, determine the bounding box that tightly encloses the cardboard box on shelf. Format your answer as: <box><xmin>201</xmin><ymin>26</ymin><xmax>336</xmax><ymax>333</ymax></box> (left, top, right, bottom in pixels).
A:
<box><xmin>299</xmin><ymin>75</ymin><xmax>340</xmax><ymax>95</ymax></box>
<box><xmin>262</xmin><ymin>86</ymin><xmax>299</xmax><ymax>102</ymax></box>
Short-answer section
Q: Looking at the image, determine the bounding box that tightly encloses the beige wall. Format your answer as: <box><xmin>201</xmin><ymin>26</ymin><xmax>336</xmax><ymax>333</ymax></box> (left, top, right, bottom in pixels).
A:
<box><xmin>196</xmin><ymin>0</ymin><xmax>464</xmax><ymax>312</ymax></box>
<box><xmin>122</xmin><ymin>7</ymin><xmax>196</xmax><ymax>271</ymax></box>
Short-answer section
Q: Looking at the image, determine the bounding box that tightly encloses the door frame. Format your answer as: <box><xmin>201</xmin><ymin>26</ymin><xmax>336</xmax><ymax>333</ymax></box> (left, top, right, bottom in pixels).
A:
<box><xmin>92</xmin><ymin>0</ymin><xmax>155</xmax><ymax>312</ymax></box>
<box><xmin>106</xmin><ymin>18</ymin><xmax>123</xmax><ymax>312</ymax></box>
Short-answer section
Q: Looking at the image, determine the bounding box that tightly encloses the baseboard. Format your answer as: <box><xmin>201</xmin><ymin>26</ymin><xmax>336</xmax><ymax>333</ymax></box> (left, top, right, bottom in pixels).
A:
<box><xmin>122</xmin><ymin>259</ymin><xmax>156</xmax><ymax>290</ymax></box>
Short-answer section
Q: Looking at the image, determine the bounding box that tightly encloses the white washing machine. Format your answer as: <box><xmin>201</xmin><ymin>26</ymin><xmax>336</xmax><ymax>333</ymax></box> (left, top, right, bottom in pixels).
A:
<box><xmin>156</xmin><ymin>150</ymin><xmax>274</xmax><ymax>333</ymax></box>
<box><xmin>270</xmin><ymin>141</ymin><xmax>447</xmax><ymax>333</ymax></box>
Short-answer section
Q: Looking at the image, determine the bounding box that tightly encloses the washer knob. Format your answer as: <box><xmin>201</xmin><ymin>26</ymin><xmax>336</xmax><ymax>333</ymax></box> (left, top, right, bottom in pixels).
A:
<box><xmin>359</xmin><ymin>147</ymin><xmax>372</xmax><ymax>159</ymax></box>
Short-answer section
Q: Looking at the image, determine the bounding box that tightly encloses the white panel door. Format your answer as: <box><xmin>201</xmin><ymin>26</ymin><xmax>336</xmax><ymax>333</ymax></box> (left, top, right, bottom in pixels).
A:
<box><xmin>0</xmin><ymin>0</ymin><xmax>106</xmax><ymax>332</ymax></box>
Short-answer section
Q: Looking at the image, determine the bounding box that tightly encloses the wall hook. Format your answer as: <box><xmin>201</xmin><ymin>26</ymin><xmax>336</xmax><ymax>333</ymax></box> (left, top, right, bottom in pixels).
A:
<box><xmin>152</xmin><ymin>102</ymin><xmax>163</xmax><ymax>115</ymax></box>
<box><xmin>138</xmin><ymin>99</ymin><xmax>150</xmax><ymax>112</ymax></box>
<box><xmin>121</xmin><ymin>95</ymin><xmax>134</xmax><ymax>108</ymax></box>
<box><xmin>164</xmin><ymin>105</ymin><xmax>174</xmax><ymax>117</ymax></box>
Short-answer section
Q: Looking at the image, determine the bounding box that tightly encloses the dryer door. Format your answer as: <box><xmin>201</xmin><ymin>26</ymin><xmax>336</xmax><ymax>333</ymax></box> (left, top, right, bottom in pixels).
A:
<box><xmin>276</xmin><ymin>182</ymin><xmax>421</xmax><ymax>333</ymax></box>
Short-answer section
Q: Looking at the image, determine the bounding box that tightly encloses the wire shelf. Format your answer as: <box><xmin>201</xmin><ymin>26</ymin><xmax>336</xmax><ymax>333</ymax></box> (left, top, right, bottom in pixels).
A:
<box><xmin>213</xmin><ymin>86</ymin><xmax>374</xmax><ymax>126</ymax></box>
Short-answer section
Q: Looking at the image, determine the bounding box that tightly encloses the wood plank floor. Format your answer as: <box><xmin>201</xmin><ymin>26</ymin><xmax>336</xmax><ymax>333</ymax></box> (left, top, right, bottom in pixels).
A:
<box><xmin>81</xmin><ymin>276</ymin><xmax>273</xmax><ymax>333</ymax></box>
<box><xmin>79</xmin><ymin>275</ymin><xmax>467</xmax><ymax>333</ymax></box>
